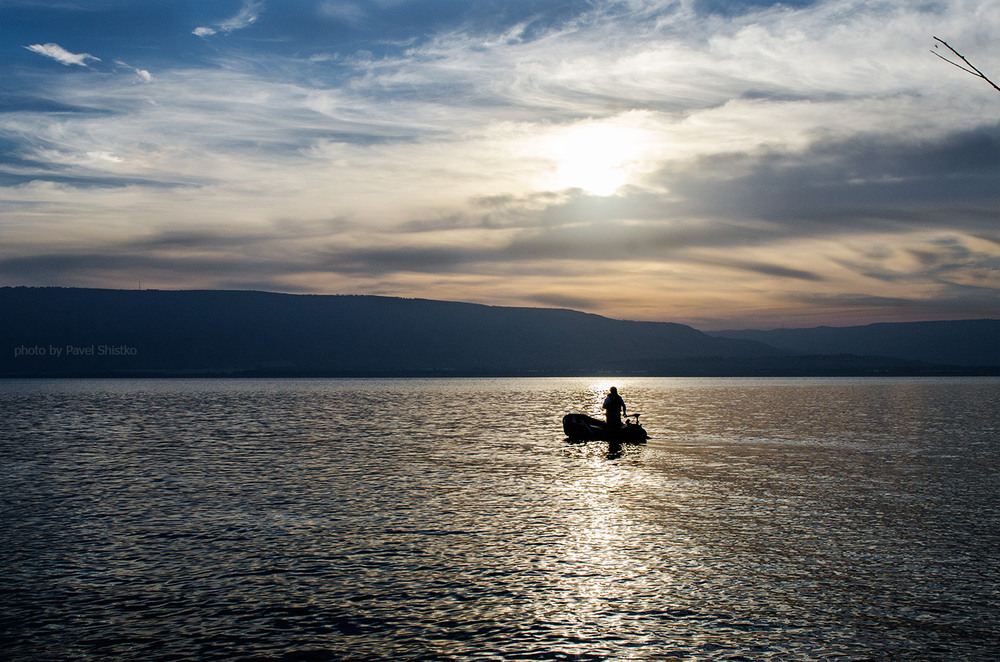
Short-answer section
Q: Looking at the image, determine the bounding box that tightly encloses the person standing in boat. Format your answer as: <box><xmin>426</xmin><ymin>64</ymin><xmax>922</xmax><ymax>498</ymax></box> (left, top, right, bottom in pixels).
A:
<box><xmin>602</xmin><ymin>386</ymin><xmax>627</xmax><ymax>429</ymax></box>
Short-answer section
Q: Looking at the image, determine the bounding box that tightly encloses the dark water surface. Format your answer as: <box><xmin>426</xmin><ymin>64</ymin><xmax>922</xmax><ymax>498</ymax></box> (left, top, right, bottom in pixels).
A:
<box><xmin>2</xmin><ymin>377</ymin><xmax>998</xmax><ymax>661</ymax></box>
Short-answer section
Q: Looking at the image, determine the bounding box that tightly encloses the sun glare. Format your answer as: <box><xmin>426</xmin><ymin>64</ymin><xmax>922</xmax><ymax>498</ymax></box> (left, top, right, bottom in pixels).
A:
<box><xmin>538</xmin><ymin>120</ymin><xmax>652</xmax><ymax>196</ymax></box>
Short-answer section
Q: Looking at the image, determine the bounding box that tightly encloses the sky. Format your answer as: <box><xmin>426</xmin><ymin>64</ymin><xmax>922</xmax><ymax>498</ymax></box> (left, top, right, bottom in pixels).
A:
<box><xmin>2</xmin><ymin>0</ymin><xmax>998</xmax><ymax>330</ymax></box>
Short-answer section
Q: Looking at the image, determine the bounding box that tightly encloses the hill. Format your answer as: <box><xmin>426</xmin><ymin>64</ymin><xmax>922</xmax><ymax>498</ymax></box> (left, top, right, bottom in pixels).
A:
<box><xmin>2</xmin><ymin>287</ymin><xmax>781</xmax><ymax>377</ymax></box>
<box><xmin>3</xmin><ymin>288</ymin><xmax>995</xmax><ymax>376</ymax></box>
<box><xmin>709</xmin><ymin>319</ymin><xmax>999</xmax><ymax>368</ymax></box>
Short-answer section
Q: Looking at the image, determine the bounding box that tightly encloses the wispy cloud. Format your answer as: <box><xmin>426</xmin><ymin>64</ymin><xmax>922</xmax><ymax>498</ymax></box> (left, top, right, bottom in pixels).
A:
<box><xmin>317</xmin><ymin>1</ymin><xmax>368</xmax><ymax>28</ymax></box>
<box><xmin>194</xmin><ymin>0</ymin><xmax>264</xmax><ymax>37</ymax></box>
<box><xmin>114</xmin><ymin>60</ymin><xmax>152</xmax><ymax>82</ymax></box>
<box><xmin>25</xmin><ymin>43</ymin><xmax>100</xmax><ymax>66</ymax></box>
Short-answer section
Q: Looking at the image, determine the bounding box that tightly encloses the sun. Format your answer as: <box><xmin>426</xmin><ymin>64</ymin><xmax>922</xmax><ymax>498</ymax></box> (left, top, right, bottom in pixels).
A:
<box><xmin>538</xmin><ymin>119</ymin><xmax>651</xmax><ymax>196</ymax></box>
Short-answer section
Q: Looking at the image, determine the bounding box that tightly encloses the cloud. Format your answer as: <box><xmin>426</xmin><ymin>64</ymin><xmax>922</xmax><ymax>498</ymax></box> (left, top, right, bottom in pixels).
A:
<box><xmin>524</xmin><ymin>292</ymin><xmax>604</xmax><ymax>311</ymax></box>
<box><xmin>4</xmin><ymin>0</ymin><xmax>1000</xmax><ymax>327</ymax></box>
<box><xmin>24</xmin><ymin>43</ymin><xmax>100</xmax><ymax>66</ymax></box>
<box><xmin>659</xmin><ymin>123</ymin><xmax>1000</xmax><ymax>236</ymax></box>
<box><xmin>194</xmin><ymin>0</ymin><xmax>264</xmax><ymax>37</ymax></box>
<box><xmin>318</xmin><ymin>1</ymin><xmax>368</xmax><ymax>28</ymax></box>
<box><xmin>114</xmin><ymin>60</ymin><xmax>152</xmax><ymax>82</ymax></box>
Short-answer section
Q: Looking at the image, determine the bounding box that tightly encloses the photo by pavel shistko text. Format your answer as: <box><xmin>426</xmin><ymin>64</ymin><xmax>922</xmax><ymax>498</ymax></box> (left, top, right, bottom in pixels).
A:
<box><xmin>13</xmin><ymin>344</ymin><xmax>138</xmax><ymax>358</ymax></box>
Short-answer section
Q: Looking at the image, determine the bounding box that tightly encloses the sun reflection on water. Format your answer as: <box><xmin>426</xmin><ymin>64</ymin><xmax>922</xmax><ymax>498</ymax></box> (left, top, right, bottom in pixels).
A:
<box><xmin>540</xmin><ymin>459</ymin><xmax>664</xmax><ymax>649</ymax></box>
<box><xmin>4</xmin><ymin>377</ymin><xmax>997</xmax><ymax>660</ymax></box>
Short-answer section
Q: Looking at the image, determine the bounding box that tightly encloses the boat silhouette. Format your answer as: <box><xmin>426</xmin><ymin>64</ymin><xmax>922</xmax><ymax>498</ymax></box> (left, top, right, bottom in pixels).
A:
<box><xmin>563</xmin><ymin>412</ymin><xmax>648</xmax><ymax>443</ymax></box>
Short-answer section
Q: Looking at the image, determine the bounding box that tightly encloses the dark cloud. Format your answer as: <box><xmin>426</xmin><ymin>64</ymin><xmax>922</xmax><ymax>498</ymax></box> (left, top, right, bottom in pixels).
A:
<box><xmin>0</xmin><ymin>224</ymin><xmax>326</xmax><ymax>283</ymax></box>
<box><xmin>0</xmin><ymin>252</ymin><xmax>262</xmax><ymax>281</ymax></box>
<box><xmin>830</xmin><ymin>235</ymin><xmax>998</xmax><ymax>288</ymax></box>
<box><xmin>662</xmin><ymin>122</ymin><xmax>1000</xmax><ymax>235</ymax></box>
<box><xmin>321</xmin><ymin>246</ymin><xmax>472</xmax><ymax>275</ymax></box>
<box><xmin>908</xmin><ymin>238</ymin><xmax>974</xmax><ymax>269</ymax></box>
<box><xmin>791</xmin><ymin>285</ymin><xmax>1000</xmax><ymax>319</ymax></box>
<box><xmin>0</xmin><ymin>170</ymin><xmax>193</xmax><ymax>189</ymax></box>
<box><xmin>127</xmin><ymin>231</ymin><xmax>265</xmax><ymax>251</ymax></box>
<box><xmin>708</xmin><ymin>260</ymin><xmax>826</xmax><ymax>281</ymax></box>
<box><xmin>291</xmin><ymin>220</ymin><xmax>824</xmax><ymax>281</ymax></box>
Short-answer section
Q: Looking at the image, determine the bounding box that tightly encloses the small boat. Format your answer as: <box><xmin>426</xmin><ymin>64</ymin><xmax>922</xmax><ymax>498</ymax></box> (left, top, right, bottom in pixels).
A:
<box><xmin>563</xmin><ymin>413</ymin><xmax>649</xmax><ymax>443</ymax></box>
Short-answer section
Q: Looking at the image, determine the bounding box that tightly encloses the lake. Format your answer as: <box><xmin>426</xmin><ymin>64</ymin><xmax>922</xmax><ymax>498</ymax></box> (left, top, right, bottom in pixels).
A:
<box><xmin>2</xmin><ymin>377</ymin><xmax>998</xmax><ymax>660</ymax></box>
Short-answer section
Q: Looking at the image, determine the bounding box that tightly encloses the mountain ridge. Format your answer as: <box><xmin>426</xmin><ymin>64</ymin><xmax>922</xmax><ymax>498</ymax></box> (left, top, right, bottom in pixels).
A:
<box><xmin>1</xmin><ymin>287</ymin><xmax>779</xmax><ymax>376</ymax></box>
<box><xmin>709</xmin><ymin>319</ymin><xmax>999</xmax><ymax>368</ymax></box>
<box><xmin>2</xmin><ymin>287</ymin><xmax>996</xmax><ymax>376</ymax></box>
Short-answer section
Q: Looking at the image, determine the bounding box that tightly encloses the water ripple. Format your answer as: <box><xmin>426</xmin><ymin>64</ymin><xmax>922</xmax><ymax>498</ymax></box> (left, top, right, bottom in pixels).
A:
<box><xmin>2</xmin><ymin>377</ymin><xmax>999</xmax><ymax>660</ymax></box>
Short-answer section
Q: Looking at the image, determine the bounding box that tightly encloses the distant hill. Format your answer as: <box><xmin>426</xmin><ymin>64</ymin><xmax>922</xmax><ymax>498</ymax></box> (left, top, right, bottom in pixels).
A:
<box><xmin>2</xmin><ymin>288</ymin><xmax>995</xmax><ymax>376</ymax></box>
<box><xmin>709</xmin><ymin>319</ymin><xmax>1000</xmax><ymax>367</ymax></box>
<box><xmin>2</xmin><ymin>287</ymin><xmax>783</xmax><ymax>377</ymax></box>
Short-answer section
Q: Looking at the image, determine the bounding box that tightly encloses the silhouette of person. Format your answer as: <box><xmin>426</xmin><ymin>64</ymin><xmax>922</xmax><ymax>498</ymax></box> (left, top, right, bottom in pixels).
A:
<box><xmin>602</xmin><ymin>386</ymin><xmax>626</xmax><ymax>429</ymax></box>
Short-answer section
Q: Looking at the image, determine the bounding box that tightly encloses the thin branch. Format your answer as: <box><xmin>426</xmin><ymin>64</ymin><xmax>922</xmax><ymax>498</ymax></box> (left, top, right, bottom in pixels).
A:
<box><xmin>930</xmin><ymin>50</ymin><xmax>980</xmax><ymax>77</ymax></box>
<box><xmin>931</xmin><ymin>36</ymin><xmax>1000</xmax><ymax>93</ymax></box>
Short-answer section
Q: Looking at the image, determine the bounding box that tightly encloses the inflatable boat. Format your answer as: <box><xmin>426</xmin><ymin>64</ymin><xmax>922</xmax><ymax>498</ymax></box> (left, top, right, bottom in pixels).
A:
<box><xmin>562</xmin><ymin>413</ymin><xmax>649</xmax><ymax>443</ymax></box>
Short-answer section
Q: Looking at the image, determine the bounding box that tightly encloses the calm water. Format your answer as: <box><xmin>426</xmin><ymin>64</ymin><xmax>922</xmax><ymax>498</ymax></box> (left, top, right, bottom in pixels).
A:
<box><xmin>2</xmin><ymin>377</ymin><xmax>998</xmax><ymax>661</ymax></box>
